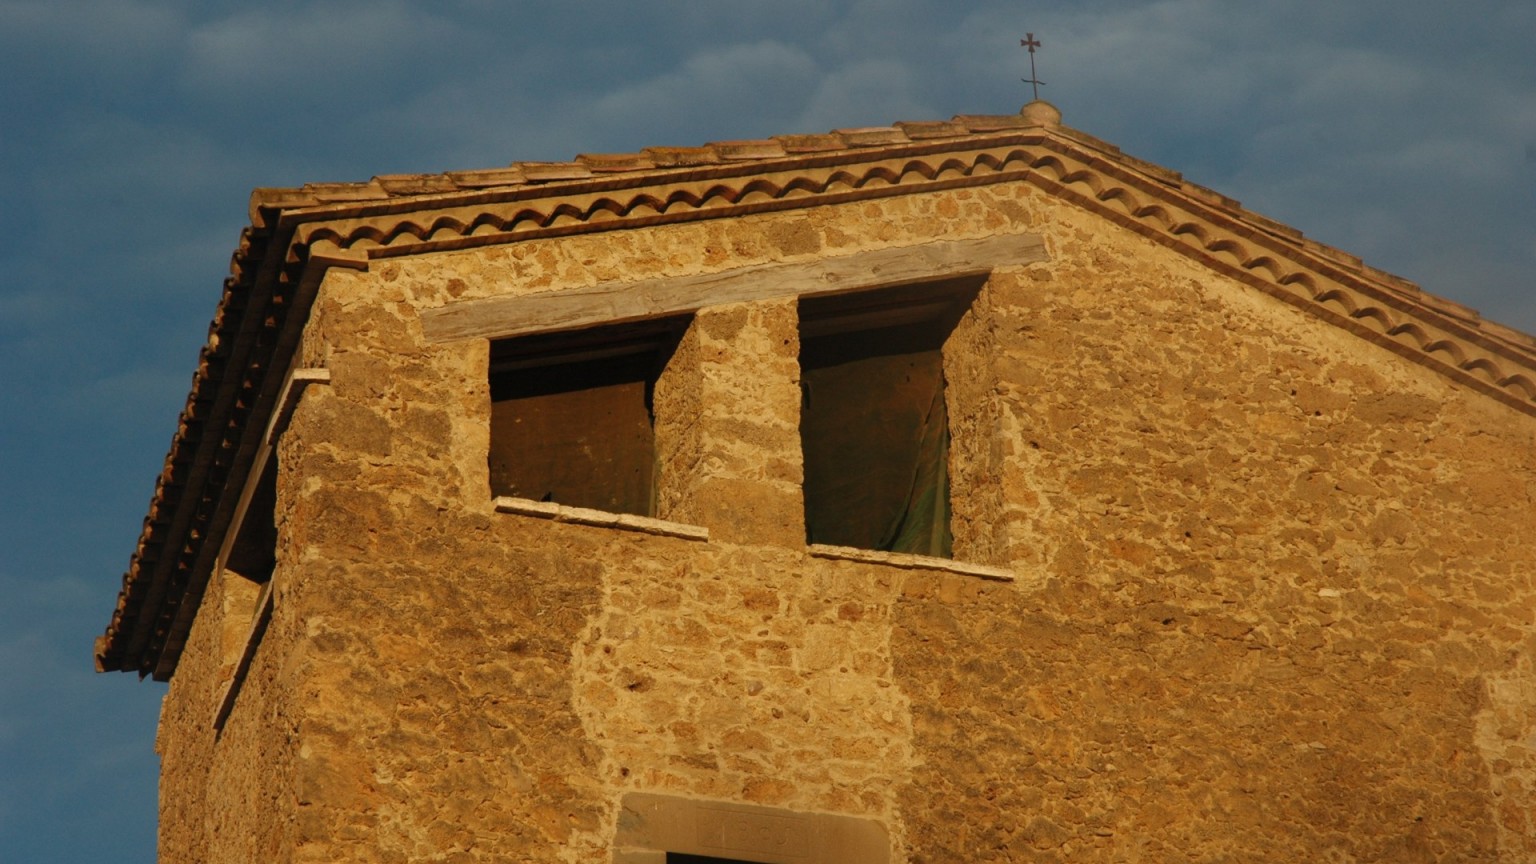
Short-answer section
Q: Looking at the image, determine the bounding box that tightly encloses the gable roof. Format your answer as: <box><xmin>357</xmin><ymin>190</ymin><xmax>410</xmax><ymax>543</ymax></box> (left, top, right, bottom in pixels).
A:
<box><xmin>96</xmin><ymin>101</ymin><xmax>1536</xmax><ymax>679</ymax></box>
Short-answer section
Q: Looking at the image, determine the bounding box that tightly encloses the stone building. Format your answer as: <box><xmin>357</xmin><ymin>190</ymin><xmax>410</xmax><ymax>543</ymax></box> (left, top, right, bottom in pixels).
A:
<box><xmin>97</xmin><ymin>101</ymin><xmax>1536</xmax><ymax>862</ymax></box>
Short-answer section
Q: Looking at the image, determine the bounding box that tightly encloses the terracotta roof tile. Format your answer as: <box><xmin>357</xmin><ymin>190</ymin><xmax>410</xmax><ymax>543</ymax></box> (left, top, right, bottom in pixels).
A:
<box><xmin>709</xmin><ymin>139</ymin><xmax>789</xmax><ymax>161</ymax></box>
<box><xmin>643</xmin><ymin>145</ymin><xmax>725</xmax><ymax>167</ymax></box>
<box><xmin>833</xmin><ymin>126</ymin><xmax>911</xmax><ymax>146</ymax></box>
<box><xmin>1365</xmin><ymin>266</ymin><xmax>1421</xmax><ymax>297</ymax></box>
<box><xmin>445</xmin><ymin>167</ymin><xmax>528</xmax><ymax>188</ymax></box>
<box><xmin>1420</xmin><ymin>292</ymin><xmax>1479</xmax><ymax>322</ymax></box>
<box><xmin>773</xmin><ymin>133</ymin><xmax>848</xmax><ymax>153</ymax></box>
<box><xmin>1481</xmin><ymin>320</ymin><xmax>1536</xmax><ymax>350</ymax></box>
<box><xmin>1302</xmin><ymin>238</ymin><xmax>1363</xmax><ymax>270</ymax></box>
<box><xmin>952</xmin><ymin>113</ymin><xmax>1035</xmax><ymax>132</ymax></box>
<box><xmin>1243</xmin><ymin>211</ymin><xmax>1304</xmax><ymax>242</ymax></box>
<box><xmin>1059</xmin><ymin>131</ymin><xmax>1119</xmax><ymax>156</ymax></box>
<box><xmin>895</xmin><ymin>120</ymin><xmax>970</xmax><ymax>140</ymax></box>
<box><xmin>251</xmin><ymin>188</ymin><xmax>322</xmax><ymax>209</ymax></box>
<box><xmin>511</xmin><ymin>161</ymin><xmax>593</xmax><ymax>182</ymax></box>
<box><xmin>577</xmin><ymin>152</ymin><xmax>659</xmax><ymax>172</ymax></box>
<box><xmin>1179</xmin><ymin>181</ymin><xmax>1242</xmax><ymax>210</ymax></box>
<box><xmin>301</xmin><ymin>182</ymin><xmax>387</xmax><ymax>202</ymax></box>
<box><xmin>374</xmin><ymin>174</ymin><xmax>461</xmax><ymax>195</ymax></box>
<box><xmin>1113</xmin><ymin>153</ymin><xmax>1182</xmax><ymax>185</ymax></box>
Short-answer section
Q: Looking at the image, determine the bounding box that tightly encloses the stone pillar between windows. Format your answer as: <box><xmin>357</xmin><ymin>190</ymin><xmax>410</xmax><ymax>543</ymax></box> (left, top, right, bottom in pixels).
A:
<box><xmin>653</xmin><ymin>297</ymin><xmax>804</xmax><ymax>546</ymax></box>
<box><xmin>942</xmin><ymin>277</ymin><xmax>1008</xmax><ymax>566</ymax></box>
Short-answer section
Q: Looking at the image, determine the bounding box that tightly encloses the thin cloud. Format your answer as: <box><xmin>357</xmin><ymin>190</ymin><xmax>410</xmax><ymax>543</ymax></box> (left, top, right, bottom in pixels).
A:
<box><xmin>181</xmin><ymin>1</ymin><xmax>461</xmax><ymax>99</ymax></box>
<box><xmin>0</xmin><ymin>0</ymin><xmax>184</xmax><ymax>76</ymax></box>
<box><xmin>581</xmin><ymin>41</ymin><xmax>825</xmax><ymax>144</ymax></box>
<box><xmin>795</xmin><ymin>59</ymin><xmax>934</xmax><ymax>132</ymax></box>
<box><xmin>0</xmin><ymin>287</ymin><xmax>86</xmax><ymax>335</ymax></box>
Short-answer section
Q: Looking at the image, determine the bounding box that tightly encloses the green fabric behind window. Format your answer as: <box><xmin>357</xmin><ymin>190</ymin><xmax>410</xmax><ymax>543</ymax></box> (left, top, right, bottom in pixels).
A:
<box><xmin>800</xmin><ymin>337</ymin><xmax>952</xmax><ymax>557</ymax></box>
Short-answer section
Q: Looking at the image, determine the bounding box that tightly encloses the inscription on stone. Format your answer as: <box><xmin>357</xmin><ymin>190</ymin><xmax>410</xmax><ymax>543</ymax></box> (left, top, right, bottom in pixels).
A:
<box><xmin>698</xmin><ymin>806</ymin><xmax>809</xmax><ymax>858</ymax></box>
<box><xmin>614</xmin><ymin>792</ymin><xmax>889</xmax><ymax>864</ymax></box>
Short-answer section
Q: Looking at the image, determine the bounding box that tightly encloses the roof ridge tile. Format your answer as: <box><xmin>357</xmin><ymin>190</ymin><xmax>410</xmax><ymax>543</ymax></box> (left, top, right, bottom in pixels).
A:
<box><xmin>1364</xmin><ymin>266</ymin><xmax>1422</xmax><ymax>297</ymax></box>
<box><xmin>251</xmin><ymin>188</ymin><xmax>322</xmax><ymax>209</ymax></box>
<box><xmin>642</xmin><ymin>145</ymin><xmax>724</xmax><ymax>167</ymax></box>
<box><xmin>773</xmin><ymin>133</ymin><xmax>849</xmax><ymax>153</ymax></box>
<box><xmin>1420</xmin><ymin>292</ymin><xmax>1479</xmax><ymax>322</ymax></box>
<box><xmin>707</xmin><ymin>139</ymin><xmax>789</xmax><ymax>160</ymax></box>
<box><xmin>445</xmin><ymin>167</ymin><xmax>528</xmax><ymax>188</ymax></box>
<box><xmin>1302</xmin><ymin>238</ymin><xmax>1363</xmax><ymax>270</ymax></box>
<box><xmin>576</xmin><ymin>153</ymin><xmax>659</xmax><ymax>172</ymax></box>
<box><xmin>373</xmin><ymin>174</ymin><xmax>462</xmax><ymax>195</ymax></box>
<box><xmin>1242</xmin><ymin>211</ymin><xmax>1305</xmax><ymax>242</ymax></box>
<box><xmin>952</xmin><ymin>113</ymin><xmax>1034</xmax><ymax>132</ymax></box>
<box><xmin>895</xmin><ymin>120</ymin><xmax>970</xmax><ymax>140</ymax></box>
<box><xmin>832</xmin><ymin>126</ymin><xmax>910</xmax><ymax>146</ymax></box>
<box><xmin>1179</xmin><ymin>181</ymin><xmax>1241</xmax><ymax>210</ymax></box>
<box><xmin>301</xmin><ymin>181</ymin><xmax>388</xmax><ymax>203</ymax></box>
<box><xmin>511</xmin><ymin>161</ymin><xmax>593</xmax><ymax>182</ymax></box>
<box><xmin>1480</xmin><ymin>320</ymin><xmax>1536</xmax><ymax>350</ymax></box>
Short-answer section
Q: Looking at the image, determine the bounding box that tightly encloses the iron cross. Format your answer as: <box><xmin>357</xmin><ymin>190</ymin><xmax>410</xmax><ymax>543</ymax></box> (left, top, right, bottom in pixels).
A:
<box><xmin>1021</xmin><ymin>33</ymin><xmax>1044</xmax><ymax>100</ymax></box>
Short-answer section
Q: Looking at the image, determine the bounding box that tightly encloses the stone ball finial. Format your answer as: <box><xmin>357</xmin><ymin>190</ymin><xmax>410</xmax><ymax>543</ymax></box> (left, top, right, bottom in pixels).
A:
<box><xmin>1020</xmin><ymin>100</ymin><xmax>1062</xmax><ymax>128</ymax></box>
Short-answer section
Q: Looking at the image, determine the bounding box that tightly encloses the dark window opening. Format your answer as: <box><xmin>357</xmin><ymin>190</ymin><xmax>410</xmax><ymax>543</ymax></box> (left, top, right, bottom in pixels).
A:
<box><xmin>226</xmin><ymin>456</ymin><xmax>277</xmax><ymax>583</ymax></box>
<box><xmin>213</xmin><ymin>453</ymin><xmax>278</xmax><ymax>732</ymax></box>
<box><xmin>667</xmin><ymin>855</ymin><xmax>761</xmax><ymax>864</ymax></box>
<box><xmin>798</xmin><ymin>277</ymin><xmax>981</xmax><ymax>557</ymax></box>
<box><xmin>489</xmin><ymin>316</ymin><xmax>687</xmax><ymax>516</ymax></box>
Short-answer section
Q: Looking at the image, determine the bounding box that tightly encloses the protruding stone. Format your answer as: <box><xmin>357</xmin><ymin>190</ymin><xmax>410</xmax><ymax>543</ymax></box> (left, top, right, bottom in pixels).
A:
<box><xmin>1020</xmin><ymin>99</ymin><xmax>1062</xmax><ymax>128</ymax></box>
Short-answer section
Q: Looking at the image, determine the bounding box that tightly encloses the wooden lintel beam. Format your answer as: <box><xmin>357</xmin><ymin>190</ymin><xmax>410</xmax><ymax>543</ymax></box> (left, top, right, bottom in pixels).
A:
<box><xmin>264</xmin><ymin>367</ymin><xmax>332</xmax><ymax>446</ymax></box>
<box><xmin>420</xmin><ymin>233</ymin><xmax>1049</xmax><ymax>344</ymax></box>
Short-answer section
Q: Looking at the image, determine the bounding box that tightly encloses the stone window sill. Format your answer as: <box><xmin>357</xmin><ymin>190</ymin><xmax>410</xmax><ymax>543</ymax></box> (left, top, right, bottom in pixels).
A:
<box><xmin>808</xmin><ymin>543</ymin><xmax>1014</xmax><ymax>582</ymax></box>
<box><xmin>493</xmin><ymin>496</ymin><xmax>709</xmax><ymax>541</ymax></box>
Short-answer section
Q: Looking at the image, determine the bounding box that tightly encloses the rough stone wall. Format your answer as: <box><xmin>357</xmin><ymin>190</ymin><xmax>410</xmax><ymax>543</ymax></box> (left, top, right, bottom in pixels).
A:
<box><xmin>566</xmin><ymin>544</ymin><xmax>915</xmax><ymax>860</ymax></box>
<box><xmin>155</xmin><ymin>448</ymin><xmax>305</xmax><ymax>863</ymax></box>
<box><xmin>943</xmin><ymin>288</ymin><xmax>1009</xmax><ymax>567</ymax></box>
<box><xmin>153</xmin><ymin>179</ymin><xmax>1536</xmax><ymax>862</ymax></box>
<box><xmin>892</xmin><ymin>191</ymin><xmax>1536</xmax><ymax>861</ymax></box>
<box><xmin>267</xmin><ymin>267</ymin><xmax>607</xmax><ymax>864</ymax></box>
<box><xmin>654</xmin><ymin>298</ymin><xmax>805</xmax><ymax>546</ymax></box>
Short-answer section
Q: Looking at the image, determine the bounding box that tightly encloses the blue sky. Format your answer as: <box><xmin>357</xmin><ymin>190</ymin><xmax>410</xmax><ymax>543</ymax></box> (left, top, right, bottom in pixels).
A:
<box><xmin>2</xmin><ymin>1</ymin><xmax>1533</xmax><ymax>860</ymax></box>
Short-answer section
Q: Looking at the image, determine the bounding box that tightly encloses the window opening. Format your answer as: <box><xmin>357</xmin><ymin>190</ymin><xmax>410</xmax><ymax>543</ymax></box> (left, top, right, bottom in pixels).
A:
<box><xmin>798</xmin><ymin>277</ymin><xmax>981</xmax><ymax>557</ymax></box>
<box><xmin>667</xmin><ymin>855</ymin><xmax>761</xmax><ymax>864</ymax></box>
<box><xmin>225</xmin><ymin>455</ymin><xmax>277</xmax><ymax>584</ymax></box>
<box><xmin>213</xmin><ymin>454</ymin><xmax>278</xmax><ymax>731</ymax></box>
<box><xmin>489</xmin><ymin>316</ymin><xmax>688</xmax><ymax>516</ymax></box>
